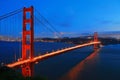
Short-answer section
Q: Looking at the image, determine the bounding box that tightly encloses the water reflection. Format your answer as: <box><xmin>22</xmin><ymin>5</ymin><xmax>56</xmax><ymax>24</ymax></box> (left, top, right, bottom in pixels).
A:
<box><xmin>60</xmin><ymin>49</ymin><xmax>100</xmax><ymax>80</ymax></box>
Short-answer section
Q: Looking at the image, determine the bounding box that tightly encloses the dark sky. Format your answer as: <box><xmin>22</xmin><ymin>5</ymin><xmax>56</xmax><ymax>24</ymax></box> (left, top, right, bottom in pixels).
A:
<box><xmin>1</xmin><ymin>0</ymin><xmax>120</xmax><ymax>37</ymax></box>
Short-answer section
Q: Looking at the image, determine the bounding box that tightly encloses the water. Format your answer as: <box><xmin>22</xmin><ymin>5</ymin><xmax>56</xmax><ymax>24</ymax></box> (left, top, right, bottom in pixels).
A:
<box><xmin>0</xmin><ymin>41</ymin><xmax>120</xmax><ymax>80</ymax></box>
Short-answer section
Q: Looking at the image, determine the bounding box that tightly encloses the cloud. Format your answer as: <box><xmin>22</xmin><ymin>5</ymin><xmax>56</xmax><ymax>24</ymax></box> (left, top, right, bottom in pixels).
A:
<box><xmin>99</xmin><ymin>20</ymin><xmax>120</xmax><ymax>25</ymax></box>
<box><xmin>59</xmin><ymin>32</ymin><xmax>82</xmax><ymax>37</ymax></box>
<box><xmin>100</xmin><ymin>20</ymin><xmax>112</xmax><ymax>24</ymax></box>
<box><xmin>59</xmin><ymin>22</ymin><xmax>71</xmax><ymax>27</ymax></box>
<box><xmin>58</xmin><ymin>15</ymin><xmax>75</xmax><ymax>27</ymax></box>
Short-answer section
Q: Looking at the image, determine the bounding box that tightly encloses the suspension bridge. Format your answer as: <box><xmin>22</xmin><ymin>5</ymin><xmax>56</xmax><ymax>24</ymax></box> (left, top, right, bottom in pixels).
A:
<box><xmin>0</xmin><ymin>6</ymin><xmax>101</xmax><ymax>77</ymax></box>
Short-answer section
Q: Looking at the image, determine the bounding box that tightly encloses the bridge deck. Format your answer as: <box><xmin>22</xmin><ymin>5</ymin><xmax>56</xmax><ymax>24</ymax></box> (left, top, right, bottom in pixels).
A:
<box><xmin>7</xmin><ymin>42</ymin><xmax>101</xmax><ymax>68</ymax></box>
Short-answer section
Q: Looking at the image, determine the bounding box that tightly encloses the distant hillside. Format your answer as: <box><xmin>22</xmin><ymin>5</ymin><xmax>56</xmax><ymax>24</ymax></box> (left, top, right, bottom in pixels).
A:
<box><xmin>80</xmin><ymin>31</ymin><xmax>120</xmax><ymax>39</ymax></box>
<box><xmin>98</xmin><ymin>31</ymin><xmax>120</xmax><ymax>39</ymax></box>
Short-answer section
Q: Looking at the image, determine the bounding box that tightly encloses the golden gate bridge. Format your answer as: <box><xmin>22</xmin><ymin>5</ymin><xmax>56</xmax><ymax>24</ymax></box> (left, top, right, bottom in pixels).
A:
<box><xmin>0</xmin><ymin>6</ymin><xmax>101</xmax><ymax>77</ymax></box>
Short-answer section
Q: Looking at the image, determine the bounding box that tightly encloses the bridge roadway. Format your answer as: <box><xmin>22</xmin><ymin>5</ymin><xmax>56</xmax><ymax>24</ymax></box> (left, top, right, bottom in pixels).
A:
<box><xmin>7</xmin><ymin>41</ymin><xmax>101</xmax><ymax>68</ymax></box>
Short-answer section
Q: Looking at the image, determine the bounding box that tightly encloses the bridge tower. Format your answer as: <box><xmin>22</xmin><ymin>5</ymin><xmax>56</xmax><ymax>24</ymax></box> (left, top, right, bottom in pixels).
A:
<box><xmin>94</xmin><ymin>32</ymin><xmax>98</xmax><ymax>50</ymax></box>
<box><xmin>22</xmin><ymin>6</ymin><xmax>34</xmax><ymax>77</ymax></box>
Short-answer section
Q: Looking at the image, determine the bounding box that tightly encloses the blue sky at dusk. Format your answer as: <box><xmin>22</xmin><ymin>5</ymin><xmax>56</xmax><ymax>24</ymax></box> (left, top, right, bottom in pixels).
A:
<box><xmin>1</xmin><ymin>0</ymin><xmax>120</xmax><ymax>37</ymax></box>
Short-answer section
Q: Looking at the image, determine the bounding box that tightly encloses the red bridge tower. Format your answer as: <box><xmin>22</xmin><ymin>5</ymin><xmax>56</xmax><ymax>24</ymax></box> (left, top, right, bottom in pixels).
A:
<box><xmin>94</xmin><ymin>32</ymin><xmax>99</xmax><ymax>50</ymax></box>
<box><xmin>22</xmin><ymin>6</ymin><xmax>34</xmax><ymax>77</ymax></box>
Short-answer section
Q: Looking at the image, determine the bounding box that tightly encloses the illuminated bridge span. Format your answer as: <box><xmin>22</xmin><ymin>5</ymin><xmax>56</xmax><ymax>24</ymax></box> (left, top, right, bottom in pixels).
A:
<box><xmin>7</xmin><ymin>41</ymin><xmax>100</xmax><ymax>68</ymax></box>
<box><xmin>0</xmin><ymin>6</ymin><xmax>101</xmax><ymax>77</ymax></box>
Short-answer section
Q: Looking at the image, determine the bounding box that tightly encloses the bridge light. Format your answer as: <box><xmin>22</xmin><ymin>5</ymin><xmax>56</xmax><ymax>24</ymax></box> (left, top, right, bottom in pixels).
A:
<box><xmin>35</xmin><ymin>62</ymin><xmax>38</xmax><ymax>64</ymax></box>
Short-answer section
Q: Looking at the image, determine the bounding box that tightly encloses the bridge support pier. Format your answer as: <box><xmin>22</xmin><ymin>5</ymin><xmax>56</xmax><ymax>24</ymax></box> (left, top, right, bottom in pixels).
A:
<box><xmin>22</xmin><ymin>6</ymin><xmax>34</xmax><ymax>77</ymax></box>
<box><xmin>94</xmin><ymin>32</ymin><xmax>99</xmax><ymax>51</ymax></box>
<box><xmin>22</xmin><ymin>63</ymin><xmax>34</xmax><ymax>77</ymax></box>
